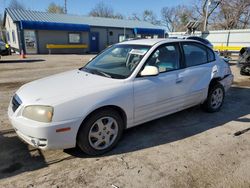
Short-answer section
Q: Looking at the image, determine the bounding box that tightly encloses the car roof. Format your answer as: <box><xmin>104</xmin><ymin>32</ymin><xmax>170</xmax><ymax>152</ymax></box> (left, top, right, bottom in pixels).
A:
<box><xmin>120</xmin><ymin>38</ymin><xmax>187</xmax><ymax>46</ymax></box>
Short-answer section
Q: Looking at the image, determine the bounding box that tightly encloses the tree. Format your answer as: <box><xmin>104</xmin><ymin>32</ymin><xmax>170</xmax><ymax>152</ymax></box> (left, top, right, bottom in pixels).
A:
<box><xmin>193</xmin><ymin>0</ymin><xmax>221</xmax><ymax>31</ymax></box>
<box><xmin>0</xmin><ymin>14</ymin><xmax>3</xmax><ymax>39</ymax></box>
<box><xmin>0</xmin><ymin>14</ymin><xmax>3</xmax><ymax>27</ymax></box>
<box><xmin>129</xmin><ymin>10</ymin><xmax>161</xmax><ymax>25</ymax></box>
<box><xmin>89</xmin><ymin>2</ymin><xmax>124</xmax><ymax>19</ymax></box>
<box><xmin>129</xmin><ymin>13</ymin><xmax>141</xmax><ymax>21</ymax></box>
<box><xmin>161</xmin><ymin>5</ymin><xmax>194</xmax><ymax>32</ymax></box>
<box><xmin>8</xmin><ymin>0</ymin><xmax>25</xmax><ymax>10</ymax></box>
<box><xmin>142</xmin><ymin>10</ymin><xmax>160</xmax><ymax>25</ymax></box>
<box><xmin>193</xmin><ymin>0</ymin><xmax>250</xmax><ymax>30</ymax></box>
<box><xmin>47</xmin><ymin>3</ymin><xmax>65</xmax><ymax>14</ymax></box>
<box><xmin>213</xmin><ymin>0</ymin><xmax>250</xmax><ymax>29</ymax></box>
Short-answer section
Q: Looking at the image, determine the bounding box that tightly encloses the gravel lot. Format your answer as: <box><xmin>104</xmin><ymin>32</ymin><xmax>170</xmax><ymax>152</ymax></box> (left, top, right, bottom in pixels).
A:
<box><xmin>0</xmin><ymin>54</ymin><xmax>249</xmax><ymax>188</ymax></box>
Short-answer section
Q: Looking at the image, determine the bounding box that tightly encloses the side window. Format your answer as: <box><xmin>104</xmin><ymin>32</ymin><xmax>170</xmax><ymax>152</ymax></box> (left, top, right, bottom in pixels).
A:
<box><xmin>68</xmin><ymin>33</ymin><xmax>81</xmax><ymax>44</ymax></box>
<box><xmin>145</xmin><ymin>44</ymin><xmax>180</xmax><ymax>73</ymax></box>
<box><xmin>6</xmin><ymin>32</ymin><xmax>10</xmax><ymax>42</ymax></box>
<box><xmin>207</xmin><ymin>48</ymin><xmax>215</xmax><ymax>62</ymax></box>
<box><xmin>12</xmin><ymin>30</ymin><xmax>16</xmax><ymax>43</ymax></box>
<box><xmin>183</xmin><ymin>43</ymin><xmax>208</xmax><ymax>67</ymax></box>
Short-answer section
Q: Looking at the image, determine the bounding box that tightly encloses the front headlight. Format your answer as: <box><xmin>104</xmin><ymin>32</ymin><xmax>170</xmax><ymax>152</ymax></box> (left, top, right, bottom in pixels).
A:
<box><xmin>22</xmin><ymin>105</ymin><xmax>54</xmax><ymax>123</ymax></box>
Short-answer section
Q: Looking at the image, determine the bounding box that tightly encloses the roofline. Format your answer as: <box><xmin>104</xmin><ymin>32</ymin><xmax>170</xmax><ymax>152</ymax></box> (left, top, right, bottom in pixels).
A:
<box><xmin>3</xmin><ymin>8</ymin><xmax>165</xmax><ymax>31</ymax></box>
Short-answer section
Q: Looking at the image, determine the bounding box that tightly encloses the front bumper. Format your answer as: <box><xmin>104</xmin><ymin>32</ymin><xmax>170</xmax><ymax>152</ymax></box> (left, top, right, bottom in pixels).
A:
<box><xmin>8</xmin><ymin>104</ymin><xmax>82</xmax><ymax>150</ymax></box>
<box><xmin>219</xmin><ymin>74</ymin><xmax>234</xmax><ymax>91</ymax></box>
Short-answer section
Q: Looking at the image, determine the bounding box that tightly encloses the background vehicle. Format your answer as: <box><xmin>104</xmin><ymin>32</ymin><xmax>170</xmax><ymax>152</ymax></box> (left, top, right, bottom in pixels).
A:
<box><xmin>0</xmin><ymin>40</ymin><xmax>12</xmax><ymax>56</ymax></box>
<box><xmin>238</xmin><ymin>47</ymin><xmax>250</xmax><ymax>76</ymax></box>
<box><xmin>168</xmin><ymin>36</ymin><xmax>213</xmax><ymax>49</ymax></box>
<box><xmin>185</xmin><ymin>36</ymin><xmax>213</xmax><ymax>49</ymax></box>
<box><xmin>8</xmin><ymin>39</ymin><xmax>233</xmax><ymax>155</ymax></box>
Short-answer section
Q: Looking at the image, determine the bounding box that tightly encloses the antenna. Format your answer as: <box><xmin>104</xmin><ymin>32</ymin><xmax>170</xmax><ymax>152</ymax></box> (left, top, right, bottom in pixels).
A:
<box><xmin>64</xmin><ymin>0</ymin><xmax>67</xmax><ymax>14</ymax></box>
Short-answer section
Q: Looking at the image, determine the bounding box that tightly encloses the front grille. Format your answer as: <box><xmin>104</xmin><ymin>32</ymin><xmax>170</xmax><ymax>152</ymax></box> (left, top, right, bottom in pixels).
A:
<box><xmin>12</xmin><ymin>94</ymin><xmax>22</xmax><ymax>112</ymax></box>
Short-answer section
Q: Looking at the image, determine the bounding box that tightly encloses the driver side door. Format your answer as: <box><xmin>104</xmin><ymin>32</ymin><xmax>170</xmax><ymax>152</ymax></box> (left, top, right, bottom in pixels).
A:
<box><xmin>133</xmin><ymin>43</ymin><xmax>186</xmax><ymax>125</ymax></box>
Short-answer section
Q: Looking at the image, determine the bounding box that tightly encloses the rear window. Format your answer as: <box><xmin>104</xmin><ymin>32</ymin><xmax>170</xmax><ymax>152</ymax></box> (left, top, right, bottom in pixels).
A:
<box><xmin>182</xmin><ymin>42</ymin><xmax>215</xmax><ymax>67</ymax></box>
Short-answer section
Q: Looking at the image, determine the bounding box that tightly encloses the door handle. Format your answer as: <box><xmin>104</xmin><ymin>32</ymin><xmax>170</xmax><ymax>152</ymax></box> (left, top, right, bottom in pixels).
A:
<box><xmin>176</xmin><ymin>77</ymin><xmax>183</xmax><ymax>83</ymax></box>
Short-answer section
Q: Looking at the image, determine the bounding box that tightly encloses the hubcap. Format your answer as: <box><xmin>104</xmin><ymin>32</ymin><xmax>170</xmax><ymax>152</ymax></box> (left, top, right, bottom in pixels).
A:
<box><xmin>211</xmin><ymin>88</ymin><xmax>223</xmax><ymax>109</ymax></box>
<box><xmin>88</xmin><ymin>116</ymin><xmax>118</xmax><ymax>150</ymax></box>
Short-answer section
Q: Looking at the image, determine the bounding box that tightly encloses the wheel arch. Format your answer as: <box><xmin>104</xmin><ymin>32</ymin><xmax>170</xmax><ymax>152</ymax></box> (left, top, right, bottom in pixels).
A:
<box><xmin>209</xmin><ymin>77</ymin><xmax>223</xmax><ymax>88</ymax></box>
<box><xmin>77</xmin><ymin>105</ymin><xmax>127</xmax><ymax>137</ymax></box>
<box><xmin>202</xmin><ymin>77</ymin><xmax>223</xmax><ymax>103</ymax></box>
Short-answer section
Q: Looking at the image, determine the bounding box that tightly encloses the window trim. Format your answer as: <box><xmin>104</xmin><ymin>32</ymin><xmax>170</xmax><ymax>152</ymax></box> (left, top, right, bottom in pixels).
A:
<box><xmin>137</xmin><ymin>42</ymin><xmax>183</xmax><ymax>77</ymax></box>
<box><xmin>206</xmin><ymin>46</ymin><xmax>216</xmax><ymax>62</ymax></box>
<box><xmin>181</xmin><ymin>41</ymin><xmax>215</xmax><ymax>68</ymax></box>
<box><xmin>68</xmin><ymin>32</ymin><xmax>81</xmax><ymax>44</ymax></box>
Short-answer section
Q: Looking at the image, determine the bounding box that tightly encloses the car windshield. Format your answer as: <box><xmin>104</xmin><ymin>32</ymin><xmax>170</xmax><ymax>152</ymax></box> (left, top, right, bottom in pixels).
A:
<box><xmin>81</xmin><ymin>44</ymin><xmax>151</xmax><ymax>79</ymax></box>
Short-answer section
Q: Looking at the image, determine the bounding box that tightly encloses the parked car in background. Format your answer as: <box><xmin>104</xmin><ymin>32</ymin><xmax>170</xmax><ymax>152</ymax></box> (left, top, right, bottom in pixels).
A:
<box><xmin>0</xmin><ymin>41</ymin><xmax>12</xmax><ymax>56</ymax></box>
<box><xmin>185</xmin><ymin>36</ymin><xmax>213</xmax><ymax>49</ymax></box>
<box><xmin>168</xmin><ymin>36</ymin><xmax>213</xmax><ymax>49</ymax></box>
<box><xmin>8</xmin><ymin>39</ymin><xmax>233</xmax><ymax>155</ymax></box>
<box><xmin>238</xmin><ymin>47</ymin><xmax>250</xmax><ymax>75</ymax></box>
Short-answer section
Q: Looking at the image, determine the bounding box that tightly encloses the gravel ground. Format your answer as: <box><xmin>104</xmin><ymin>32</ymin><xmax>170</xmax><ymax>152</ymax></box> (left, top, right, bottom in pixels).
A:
<box><xmin>0</xmin><ymin>54</ymin><xmax>249</xmax><ymax>188</ymax></box>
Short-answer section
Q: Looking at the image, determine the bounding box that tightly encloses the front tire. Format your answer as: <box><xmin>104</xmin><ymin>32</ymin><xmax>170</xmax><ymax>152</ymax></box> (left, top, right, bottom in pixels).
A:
<box><xmin>202</xmin><ymin>83</ymin><xmax>225</xmax><ymax>113</ymax></box>
<box><xmin>77</xmin><ymin>109</ymin><xmax>124</xmax><ymax>156</ymax></box>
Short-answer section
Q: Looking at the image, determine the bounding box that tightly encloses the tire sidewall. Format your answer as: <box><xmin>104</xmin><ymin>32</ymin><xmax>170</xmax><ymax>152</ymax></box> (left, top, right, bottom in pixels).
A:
<box><xmin>206</xmin><ymin>84</ymin><xmax>225</xmax><ymax>112</ymax></box>
<box><xmin>77</xmin><ymin>109</ymin><xmax>124</xmax><ymax>156</ymax></box>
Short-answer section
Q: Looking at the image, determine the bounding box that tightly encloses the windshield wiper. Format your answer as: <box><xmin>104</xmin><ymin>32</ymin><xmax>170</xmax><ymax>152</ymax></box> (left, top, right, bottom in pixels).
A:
<box><xmin>81</xmin><ymin>67</ymin><xmax>112</xmax><ymax>78</ymax></box>
<box><xmin>93</xmin><ymin>70</ymin><xmax>112</xmax><ymax>78</ymax></box>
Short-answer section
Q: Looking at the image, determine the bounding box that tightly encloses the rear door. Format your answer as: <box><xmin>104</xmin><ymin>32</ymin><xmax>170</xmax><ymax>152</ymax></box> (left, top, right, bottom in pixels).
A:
<box><xmin>179</xmin><ymin>42</ymin><xmax>217</xmax><ymax>108</ymax></box>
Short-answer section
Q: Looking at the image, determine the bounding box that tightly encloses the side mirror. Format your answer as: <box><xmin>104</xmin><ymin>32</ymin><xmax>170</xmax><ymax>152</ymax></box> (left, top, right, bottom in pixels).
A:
<box><xmin>140</xmin><ymin>66</ymin><xmax>159</xmax><ymax>77</ymax></box>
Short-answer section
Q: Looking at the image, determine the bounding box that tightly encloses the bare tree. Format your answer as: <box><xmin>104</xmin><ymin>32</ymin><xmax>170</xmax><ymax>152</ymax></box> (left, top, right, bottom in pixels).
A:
<box><xmin>213</xmin><ymin>0</ymin><xmax>250</xmax><ymax>29</ymax></box>
<box><xmin>89</xmin><ymin>2</ymin><xmax>124</xmax><ymax>19</ymax></box>
<box><xmin>129</xmin><ymin>13</ymin><xmax>141</xmax><ymax>21</ymax></box>
<box><xmin>161</xmin><ymin>5</ymin><xmax>194</xmax><ymax>32</ymax></box>
<box><xmin>47</xmin><ymin>3</ymin><xmax>65</xmax><ymax>14</ymax></box>
<box><xmin>0</xmin><ymin>13</ymin><xmax>3</xmax><ymax>33</ymax></box>
<box><xmin>8</xmin><ymin>0</ymin><xmax>25</xmax><ymax>9</ymax></box>
<box><xmin>129</xmin><ymin>10</ymin><xmax>160</xmax><ymax>25</ymax></box>
<box><xmin>0</xmin><ymin>14</ymin><xmax>3</xmax><ymax>27</ymax></box>
<box><xmin>142</xmin><ymin>10</ymin><xmax>160</xmax><ymax>25</ymax></box>
<box><xmin>192</xmin><ymin>0</ymin><xmax>221</xmax><ymax>31</ymax></box>
<box><xmin>192</xmin><ymin>0</ymin><xmax>250</xmax><ymax>30</ymax></box>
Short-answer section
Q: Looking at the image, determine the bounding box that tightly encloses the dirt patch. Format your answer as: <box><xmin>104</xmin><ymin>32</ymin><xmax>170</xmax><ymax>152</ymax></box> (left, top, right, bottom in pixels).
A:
<box><xmin>233</xmin><ymin>78</ymin><xmax>250</xmax><ymax>87</ymax></box>
<box><xmin>0</xmin><ymin>81</ymin><xmax>26</xmax><ymax>91</ymax></box>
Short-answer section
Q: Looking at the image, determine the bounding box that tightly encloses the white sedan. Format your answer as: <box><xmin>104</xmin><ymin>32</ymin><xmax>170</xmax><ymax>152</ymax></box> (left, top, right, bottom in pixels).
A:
<box><xmin>8</xmin><ymin>39</ymin><xmax>233</xmax><ymax>155</ymax></box>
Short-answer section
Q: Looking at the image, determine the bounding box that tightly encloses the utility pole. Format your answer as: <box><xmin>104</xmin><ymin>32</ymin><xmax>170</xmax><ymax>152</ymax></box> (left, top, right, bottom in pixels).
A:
<box><xmin>64</xmin><ymin>0</ymin><xmax>67</xmax><ymax>14</ymax></box>
<box><xmin>203</xmin><ymin>0</ymin><xmax>211</xmax><ymax>32</ymax></box>
<box><xmin>203</xmin><ymin>0</ymin><xmax>221</xmax><ymax>32</ymax></box>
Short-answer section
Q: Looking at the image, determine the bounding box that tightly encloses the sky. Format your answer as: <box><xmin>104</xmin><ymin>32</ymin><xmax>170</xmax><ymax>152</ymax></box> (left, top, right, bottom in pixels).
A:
<box><xmin>0</xmin><ymin>0</ymin><xmax>191</xmax><ymax>18</ymax></box>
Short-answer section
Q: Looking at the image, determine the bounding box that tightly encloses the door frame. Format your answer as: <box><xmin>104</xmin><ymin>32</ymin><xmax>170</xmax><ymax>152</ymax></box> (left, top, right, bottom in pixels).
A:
<box><xmin>89</xmin><ymin>32</ymin><xmax>99</xmax><ymax>53</ymax></box>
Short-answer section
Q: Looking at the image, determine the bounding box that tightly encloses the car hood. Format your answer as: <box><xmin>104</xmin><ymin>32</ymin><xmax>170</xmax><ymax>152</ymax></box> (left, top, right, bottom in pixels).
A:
<box><xmin>16</xmin><ymin>69</ymin><xmax>123</xmax><ymax>104</ymax></box>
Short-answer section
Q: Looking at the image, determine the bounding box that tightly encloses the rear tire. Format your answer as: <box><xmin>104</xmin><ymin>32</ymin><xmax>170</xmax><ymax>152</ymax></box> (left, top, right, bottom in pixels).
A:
<box><xmin>202</xmin><ymin>83</ymin><xmax>225</xmax><ymax>113</ymax></box>
<box><xmin>77</xmin><ymin>109</ymin><xmax>124</xmax><ymax>156</ymax></box>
